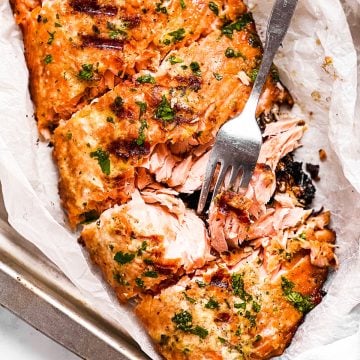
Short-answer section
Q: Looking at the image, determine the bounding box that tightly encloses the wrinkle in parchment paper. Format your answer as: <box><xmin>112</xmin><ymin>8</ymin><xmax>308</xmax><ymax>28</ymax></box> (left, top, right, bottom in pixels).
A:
<box><xmin>0</xmin><ymin>1</ymin><xmax>359</xmax><ymax>359</ymax></box>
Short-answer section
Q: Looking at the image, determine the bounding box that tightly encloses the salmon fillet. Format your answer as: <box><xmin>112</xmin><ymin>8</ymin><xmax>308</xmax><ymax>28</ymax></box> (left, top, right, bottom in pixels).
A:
<box><xmin>13</xmin><ymin>1</ymin><xmax>337</xmax><ymax>359</ymax></box>
<box><xmin>135</xmin><ymin>211</ymin><xmax>335</xmax><ymax>360</ymax></box>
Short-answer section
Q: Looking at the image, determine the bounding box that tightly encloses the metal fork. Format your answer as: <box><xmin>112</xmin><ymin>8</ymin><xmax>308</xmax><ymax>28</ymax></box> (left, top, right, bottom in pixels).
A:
<box><xmin>197</xmin><ymin>0</ymin><xmax>298</xmax><ymax>214</ymax></box>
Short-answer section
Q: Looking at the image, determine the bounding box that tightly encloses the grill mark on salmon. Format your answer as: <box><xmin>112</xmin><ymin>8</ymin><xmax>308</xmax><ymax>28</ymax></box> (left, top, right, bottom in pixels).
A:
<box><xmin>81</xmin><ymin>35</ymin><xmax>125</xmax><ymax>50</ymax></box>
<box><xmin>69</xmin><ymin>0</ymin><xmax>118</xmax><ymax>16</ymax></box>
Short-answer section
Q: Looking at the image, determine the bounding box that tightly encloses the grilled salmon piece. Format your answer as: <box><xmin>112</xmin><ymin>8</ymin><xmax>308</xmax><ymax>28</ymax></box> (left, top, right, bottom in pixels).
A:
<box><xmin>135</xmin><ymin>212</ymin><xmax>335</xmax><ymax>360</ymax></box>
<box><xmin>80</xmin><ymin>190</ymin><xmax>212</xmax><ymax>303</ymax></box>
<box><xmin>53</xmin><ymin>15</ymin><xmax>290</xmax><ymax>226</ymax></box>
<box><xmin>12</xmin><ymin>0</ymin><xmax>252</xmax><ymax>137</ymax></box>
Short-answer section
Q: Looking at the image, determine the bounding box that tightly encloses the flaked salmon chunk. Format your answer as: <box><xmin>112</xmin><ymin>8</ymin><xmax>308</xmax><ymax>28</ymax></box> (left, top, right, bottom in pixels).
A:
<box><xmin>81</xmin><ymin>190</ymin><xmax>213</xmax><ymax>302</ymax></box>
<box><xmin>136</xmin><ymin>212</ymin><xmax>335</xmax><ymax>360</ymax></box>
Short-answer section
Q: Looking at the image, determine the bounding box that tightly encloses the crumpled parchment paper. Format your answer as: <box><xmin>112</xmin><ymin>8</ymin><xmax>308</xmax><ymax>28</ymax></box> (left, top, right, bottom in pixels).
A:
<box><xmin>0</xmin><ymin>0</ymin><xmax>359</xmax><ymax>359</ymax></box>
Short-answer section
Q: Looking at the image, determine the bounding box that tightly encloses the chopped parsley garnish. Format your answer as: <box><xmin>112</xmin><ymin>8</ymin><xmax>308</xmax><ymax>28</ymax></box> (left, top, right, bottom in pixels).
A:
<box><xmin>137</xmin><ymin>240</ymin><xmax>148</xmax><ymax>255</ymax></box>
<box><xmin>244</xmin><ymin>310</ymin><xmax>256</xmax><ymax>327</ymax></box>
<box><xmin>135</xmin><ymin>277</ymin><xmax>145</xmax><ymax>288</ymax></box>
<box><xmin>78</xmin><ymin>64</ymin><xmax>94</xmax><ymax>81</ymax></box>
<box><xmin>107</xmin><ymin>21</ymin><xmax>127</xmax><ymax>39</ymax></box>
<box><xmin>163</xmin><ymin>39</ymin><xmax>171</xmax><ymax>45</ymax></box>
<box><xmin>169</xmin><ymin>55</ymin><xmax>183</xmax><ymax>64</ymax></box>
<box><xmin>172</xmin><ymin>311</ymin><xmax>208</xmax><ymax>339</ymax></box>
<box><xmin>113</xmin><ymin>272</ymin><xmax>128</xmax><ymax>285</ymax></box>
<box><xmin>205</xmin><ymin>297</ymin><xmax>220</xmax><ymax>309</ymax></box>
<box><xmin>106</xmin><ymin>116</ymin><xmax>114</xmax><ymax>123</ymax></box>
<box><xmin>47</xmin><ymin>31</ymin><xmax>55</xmax><ymax>45</ymax></box>
<box><xmin>172</xmin><ymin>310</ymin><xmax>193</xmax><ymax>331</ymax></box>
<box><xmin>218</xmin><ymin>337</ymin><xmax>226</xmax><ymax>344</ymax></box>
<box><xmin>168</xmin><ymin>28</ymin><xmax>186</xmax><ymax>43</ymax></box>
<box><xmin>225</xmin><ymin>47</ymin><xmax>243</xmax><ymax>58</ymax></box>
<box><xmin>54</xmin><ymin>22</ymin><xmax>62</xmax><ymax>27</ymax></box>
<box><xmin>235</xmin><ymin>327</ymin><xmax>241</xmax><ymax>336</ymax></box>
<box><xmin>111</xmin><ymin>96</ymin><xmax>124</xmax><ymax>115</ymax></box>
<box><xmin>249</xmin><ymin>68</ymin><xmax>259</xmax><ymax>82</ymax></box>
<box><xmin>144</xmin><ymin>258</ymin><xmax>154</xmax><ymax>265</ymax></box>
<box><xmin>252</xmin><ymin>301</ymin><xmax>261</xmax><ymax>313</ymax></box>
<box><xmin>44</xmin><ymin>54</ymin><xmax>53</xmax><ymax>64</ymax></box>
<box><xmin>90</xmin><ymin>148</ymin><xmax>110</xmax><ymax>175</ymax></box>
<box><xmin>234</xmin><ymin>302</ymin><xmax>246</xmax><ymax>309</ymax></box>
<box><xmin>254</xmin><ymin>334</ymin><xmax>262</xmax><ymax>342</ymax></box>
<box><xmin>231</xmin><ymin>274</ymin><xmax>252</xmax><ymax>302</ymax></box>
<box><xmin>299</xmin><ymin>232</ymin><xmax>307</xmax><ymax>240</ymax></box>
<box><xmin>213</xmin><ymin>72</ymin><xmax>223</xmax><ymax>81</ymax></box>
<box><xmin>136</xmin><ymin>120</ymin><xmax>148</xmax><ymax>146</ymax></box>
<box><xmin>190</xmin><ymin>326</ymin><xmax>208</xmax><ymax>339</ymax></box>
<box><xmin>156</xmin><ymin>2</ymin><xmax>168</xmax><ymax>14</ymax></box>
<box><xmin>136</xmin><ymin>74</ymin><xmax>156</xmax><ymax>84</ymax></box>
<box><xmin>135</xmin><ymin>101</ymin><xmax>147</xmax><ymax>118</ymax></box>
<box><xmin>209</xmin><ymin>1</ymin><xmax>219</xmax><ymax>15</ymax></box>
<box><xmin>114</xmin><ymin>251</ymin><xmax>135</xmax><ymax>265</ymax></box>
<box><xmin>66</xmin><ymin>131</ymin><xmax>72</xmax><ymax>140</ymax></box>
<box><xmin>155</xmin><ymin>95</ymin><xmax>175</xmax><ymax>122</ymax></box>
<box><xmin>181</xmin><ymin>64</ymin><xmax>188</xmax><ymax>70</ymax></box>
<box><xmin>221</xmin><ymin>13</ymin><xmax>253</xmax><ymax>38</ymax></box>
<box><xmin>183</xmin><ymin>292</ymin><xmax>196</xmax><ymax>304</ymax></box>
<box><xmin>190</xmin><ymin>61</ymin><xmax>201</xmax><ymax>76</ymax></box>
<box><xmin>281</xmin><ymin>277</ymin><xmax>315</xmax><ymax>314</ymax></box>
<box><xmin>143</xmin><ymin>270</ymin><xmax>158</xmax><ymax>278</ymax></box>
<box><xmin>180</xmin><ymin>0</ymin><xmax>186</xmax><ymax>9</ymax></box>
<box><xmin>195</xmin><ymin>280</ymin><xmax>207</xmax><ymax>288</ymax></box>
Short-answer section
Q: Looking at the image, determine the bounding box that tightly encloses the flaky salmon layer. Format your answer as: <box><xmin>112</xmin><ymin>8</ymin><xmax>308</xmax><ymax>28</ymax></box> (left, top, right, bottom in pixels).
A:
<box><xmin>135</xmin><ymin>212</ymin><xmax>335</xmax><ymax>360</ymax></box>
<box><xmin>81</xmin><ymin>189</ymin><xmax>212</xmax><ymax>303</ymax></box>
<box><xmin>12</xmin><ymin>0</ymin><xmax>252</xmax><ymax>137</ymax></box>
<box><xmin>53</xmin><ymin>16</ymin><xmax>290</xmax><ymax>227</ymax></box>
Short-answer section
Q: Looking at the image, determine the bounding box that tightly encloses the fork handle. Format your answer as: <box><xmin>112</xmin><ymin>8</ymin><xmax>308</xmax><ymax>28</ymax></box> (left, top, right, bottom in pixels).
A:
<box><xmin>243</xmin><ymin>0</ymin><xmax>298</xmax><ymax>115</ymax></box>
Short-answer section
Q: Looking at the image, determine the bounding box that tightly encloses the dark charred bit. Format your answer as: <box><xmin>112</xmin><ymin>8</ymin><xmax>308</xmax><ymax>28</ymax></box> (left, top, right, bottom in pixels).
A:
<box><xmin>122</xmin><ymin>15</ymin><xmax>141</xmax><ymax>29</ymax></box>
<box><xmin>69</xmin><ymin>0</ymin><xmax>118</xmax><ymax>16</ymax></box>
<box><xmin>215</xmin><ymin>312</ymin><xmax>231</xmax><ymax>323</ymax></box>
<box><xmin>81</xmin><ymin>35</ymin><xmax>125</xmax><ymax>50</ymax></box>
<box><xmin>217</xmin><ymin>192</ymin><xmax>251</xmax><ymax>224</ymax></box>
<box><xmin>275</xmin><ymin>154</ymin><xmax>316</xmax><ymax>207</ymax></box>
<box><xmin>306</xmin><ymin>163</ymin><xmax>320</xmax><ymax>181</ymax></box>
<box><xmin>175</xmin><ymin>75</ymin><xmax>202</xmax><ymax>92</ymax></box>
<box><xmin>179</xmin><ymin>191</ymin><xmax>211</xmax><ymax>222</ymax></box>
<box><xmin>77</xmin><ymin>236</ymin><xmax>85</xmax><ymax>246</ymax></box>
<box><xmin>107</xmin><ymin>139</ymin><xmax>150</xmax><ymax>160</ymax></box>
<box><xmin>210</xmin><ymin>272</ymin><xmax>229</xmax><ymax>289</ymax></box>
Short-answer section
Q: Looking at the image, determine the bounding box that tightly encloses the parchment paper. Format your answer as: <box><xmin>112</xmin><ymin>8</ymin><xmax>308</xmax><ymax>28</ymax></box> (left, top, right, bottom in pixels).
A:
<box><xmin>0</xmin><ymin>0</ymin><xmax>359</xmax><ymax>359</ymax></box>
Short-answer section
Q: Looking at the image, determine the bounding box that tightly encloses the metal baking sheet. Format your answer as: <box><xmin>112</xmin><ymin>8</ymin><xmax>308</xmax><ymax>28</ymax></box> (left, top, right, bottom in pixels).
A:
<box><xmin>0</xmin><ymin>186</ymin><xmax>149</xmax><ymax>360</ymax></box>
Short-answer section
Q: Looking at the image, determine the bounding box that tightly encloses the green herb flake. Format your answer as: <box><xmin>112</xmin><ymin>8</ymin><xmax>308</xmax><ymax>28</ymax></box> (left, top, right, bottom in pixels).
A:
<box><xmin>136</xmin><ymin>120</ymin><xmax>148</xmax><ymax>146</ymax></box>
<box><xmin>114</xmin><ymin>251</ymin><xmax>135</xmax><ymax>265</ymax></box>
<box><xmin>225</xmin><ymin>47</ymin><xmax>243</xmax><ymax>58</ymax></box>
<box><xmin>106</xmin><ymin>116</ymin><xmax>115</xmax><ymax>123</ymax></box>
<box><xmin>221</xmin><ymin>13</ymin><xmax>253</xmax><ymax>38</ymax></box>
<box><xmin>163</xmin><ymin>39</ymin><xmax>171</xmax><ymax>45</ymax></box>
<box><xmin>54</xmin><ymin>22</ymin><xmax>62</xmax><ymax>27</ymax></box>
<box><xmin>90</xmin><ymin>148</ymin><xmax>110</xmax><ymax>175</ymax></box>
<box><xmin>281</xmin><ymin>277</ymin><xmax>315</xmax><ymax>314</ymax></box>
<box><xmin>190</xmin><ymin>61</ymin><xmax>201</xmax><ymax>76</ymax></box>
<box><xmin>137</xmin><ymin>240</ymin><xmax>148</xmax><ymax>255</ymax></box>
<box><xmin>136</xmin><ymin>74</ymin><xmax>156</xmax><ymax>84</ymax></box>
<box><xmin>234</xmin><ymin>302</ymin><xmax>246</xmax><ymax>309</ymax></box>
<box><xmin>155</xmin><ymin>95</ymin><xmax>175</xmax><ymax>122</ymax></box>
<box><xmin>183</xmin><ymin>292</ymin><xmax>196</xmax><ymax>304</ymax></box>
<box><xmin>249</xmin><ymin>68</ymin><xmax>259</xmax><ymax>82</ymax></box>
<box><xmin>252</xmin><ymin>301</ymin><xmax>261</xmax><ymax>313</ymax></box>
<box><xmin>254</xmin><ymin>334</ymin><xmax>262</xmax><ymax>342</ymax></box>
<box><xmin>235</xmin><ymin>327</ymin><xmax>241</xmax><ymax>336</ymax></box>
<box><xmin>47</xmin><ymin>31</ymin><xmax>56</xmax><ymax>45</ymax></box>
<box><xmin>168</xmin><ymin>28</ymin><xmax>186</xmax><ymax>43</ymax></box>
<box><xmin>156</xmin><ymin>2</ymin><xmax>168</xmax><ymax>14</ymax></box>
<box><xmin>213</xmin><ymin>72</ymin><xmax>223</xmax><ymax>81</ymax></box>
<box><xmin>244</xmin><ymin>310</ymin><xmax>256</xmax><ymax>327</ymax></box>
<box><xmin>44</xmin><ymin>54</ymin><xmax>53</xmax><ymax>64</ymax></box>
<box><xmin>218</xmin><ymin>337</ymin><xmax>226</xmax><ymax>344</ymax></box>
<box><xmin>205</xmin><ymin>297</ymin><xmax>220</xmax><ymax>310</ymax></box>
<box><xmin>144</xmin><ymin>258</ymin><xmax>154</xmax><ymax>265</ymax></box>
<box><xmin>143</xmin><ymin>270</ymin><xmax>158</xmax><ymax>278</ymax></box>
<box><xmin>231</xmin><ymin>274</ymin><xmax>252</xmax><ymax>302</ymax></box>
<box><xmin>113</xmin><ymin>272</ymin><xmax>128</xmax><ymax>285</ymax></box>
<box><xmin>209</xmin><ymin>1</ymin><xmax>219</xmax><ymax>15</ymax></box>
<box><xmin>135</xmin><ymin>101</ymin><xmax>148</xmax><ymax>118</ymax></box>
<box><xmin>195</xmin><ymin>280</ymin><xmax>207</xmax><ymax>288</ymax></box>
<box><xmin>169</xmin><ymin>55</ymin><xmax>183</xmax><ymax>64</ymax></box>
<box><xmin>180</xmin><ymin>0</ymin><xmax>186</xmax><ymax>9</ymax></box>
<box><xmin>65</xmin><ymin>131</ymin><xmax>72</xmax><ymax>140</ymax></box>
<box><xmin>190</xmin><ymin>326</ymin><xmax>208</xmax><ymax>339</ymax></box>
<box><xmin>78</xmin><ymin>64</ymin><xmax>94</xmax><ymax>81</ymax></box>
<box><xmin>107</xmin><ymin>21</ymin><xmax>127</xmax><ymax>39</ymax></box>
<box><xmin>172</xmin><ymin>310</ymin><xmax>193</xmax><ymax>331</ymax></box>
<box><xmin>159</xmin><ymin>334</ymin><xmax>170</xmax><ymax>346</ymax></box>
<box><xmin>299</xmin><ymin>232</ymin><xmax>307</xmax><ymax>240</ymax></box>
<box><xmin>135</xmin><ymin>277</ymin><xmax>145</xmax><ymax>288</ymax></box>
